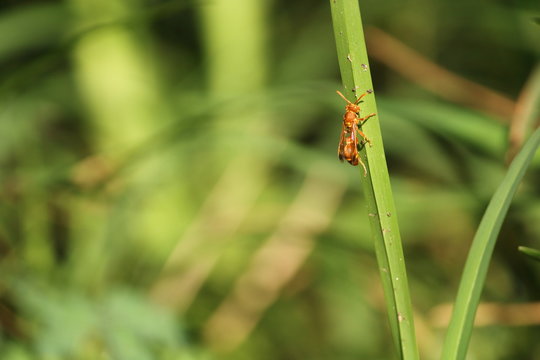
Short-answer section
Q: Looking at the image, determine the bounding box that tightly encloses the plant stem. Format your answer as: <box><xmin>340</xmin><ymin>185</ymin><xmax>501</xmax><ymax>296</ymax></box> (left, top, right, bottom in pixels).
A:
<box><xmin>329</xmin><ymin>1</ymin><xmax>419</xmax><ymax>359</ymax></box>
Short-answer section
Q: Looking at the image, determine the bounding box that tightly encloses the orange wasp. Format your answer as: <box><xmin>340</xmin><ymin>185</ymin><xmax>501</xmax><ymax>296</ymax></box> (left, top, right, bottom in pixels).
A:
<box><xmin>337</xmin><ymin>90</ymin><xmax>376</xmax><ymax>176</ymax></box>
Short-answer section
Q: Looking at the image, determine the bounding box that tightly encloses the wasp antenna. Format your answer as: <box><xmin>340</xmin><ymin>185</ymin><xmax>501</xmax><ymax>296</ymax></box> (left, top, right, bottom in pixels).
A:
<box><xmin>354</xmin><ymin>92</ymin><xmax>367</xmax><ymax>104</ymax></box>
<box><xmin>336</xmin><ymin>90</ymin><xmax>352</xmax><ymax>105</ymax></box>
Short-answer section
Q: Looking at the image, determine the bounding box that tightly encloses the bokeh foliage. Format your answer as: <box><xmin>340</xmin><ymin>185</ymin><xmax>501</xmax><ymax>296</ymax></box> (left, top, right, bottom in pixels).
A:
<box><xmin>0</xmin><ymin>0</ymin><xmax>538</xmax><ymax>359</ymax></box>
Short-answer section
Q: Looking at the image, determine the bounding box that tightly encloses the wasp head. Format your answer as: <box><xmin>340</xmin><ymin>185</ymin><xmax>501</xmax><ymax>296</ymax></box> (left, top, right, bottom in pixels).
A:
<box><xmin>346</xmin><ymin>104</ymin><xmax>360</xmax><ymax>113</ymax></box>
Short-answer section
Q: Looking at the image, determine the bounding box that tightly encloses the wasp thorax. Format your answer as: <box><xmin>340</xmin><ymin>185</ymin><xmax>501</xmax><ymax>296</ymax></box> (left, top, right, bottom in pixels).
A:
<box><xmin>344</xmin><ymin>111</ymin><xmax>357</xmax><ymax>123</ymax></box>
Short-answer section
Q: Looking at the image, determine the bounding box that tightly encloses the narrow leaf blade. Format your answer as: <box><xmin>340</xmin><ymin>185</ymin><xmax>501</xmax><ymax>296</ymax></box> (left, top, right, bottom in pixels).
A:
<box><xmin>442</xmin><ymin>128</ymin><xmax>540</xmax><ymax>359</ymax></box>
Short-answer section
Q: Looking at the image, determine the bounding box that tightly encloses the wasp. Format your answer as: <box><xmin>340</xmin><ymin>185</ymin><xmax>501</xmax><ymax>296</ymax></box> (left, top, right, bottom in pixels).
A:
<box><xmin>337</xmin><ymin>90</ymin><xmax>376</xmax><ymax>176</ymax></box>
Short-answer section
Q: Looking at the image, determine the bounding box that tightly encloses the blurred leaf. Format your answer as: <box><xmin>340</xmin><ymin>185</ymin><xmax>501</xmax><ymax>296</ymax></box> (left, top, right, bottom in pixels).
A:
<box><xmin>0</xmin><ymin>345</ymin><xmax>33</xmax><ymax>360</ymax></box>
<box><xmin>12</xmin><ymin>281</ymin><xmax>98</xmax><ymax>358</ymax></box>
<box><xmin>380</xmin><ymin>109</ymin><xmax>459</xmax><ymax>182</ymax></box>
<box><xmin>518</xmin><ymin>246</ymin><xmax>540</xmax><ymax>262</ymax></box>
<box><xmin>11</xmin><ymin>281</ymin><xmax>180</xmax><ymax>359</ymax></box>
<box><xmin>101</xmin><ymin>290</ymin><xmax>180</xmax><ymax>360</ymax></box>
<box><xmin>381</xmin><ymin>98</ymin><xmax>506</xmax><ymax>157</ymax></box>
<box><xmin>0</xmin><ymin>3</ymin><xmax>67</xmax><ymax>63</ymax></box>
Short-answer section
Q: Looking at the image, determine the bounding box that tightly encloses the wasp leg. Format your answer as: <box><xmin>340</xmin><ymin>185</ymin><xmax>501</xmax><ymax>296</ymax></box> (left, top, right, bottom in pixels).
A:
<box><xmin>357</xmin><ymin>129</ymin><xmax>372</xmax><ymax>147</ymax></box>
<box><xmin>356</xmin><ymin>113</ymin><xmax>375</xmax><ymax>146</ymax></box>
<box><xmin>356</xmin><ymin>153</ymin><xmax>367</xmax><ymax>177</ymax></box>
<box><xmin>358</xmin><ymin>113</ymin><xmax>376</xmax><ymax>124</ymax></box>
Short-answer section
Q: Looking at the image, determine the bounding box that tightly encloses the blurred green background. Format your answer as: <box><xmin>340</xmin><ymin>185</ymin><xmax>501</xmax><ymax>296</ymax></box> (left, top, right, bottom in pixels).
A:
<box><xmin>0</xmin><ymin>0</ymin><xmax>539</xmax><ymax>359</ymax></box>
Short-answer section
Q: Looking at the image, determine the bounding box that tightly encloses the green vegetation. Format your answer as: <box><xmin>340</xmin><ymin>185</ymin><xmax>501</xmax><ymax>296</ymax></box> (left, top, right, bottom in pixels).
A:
<box><xmin>0</xmin><ymin>0</ymin><xmax>539</xmax><ymax>359</ymax></box>
<box><xmin>442</xmin><ymin>128</ymin><xmax>540</xmax><ymax>359</ymax></box>
<box><xmin>330</xmin><ymin>1</ymin><xmax>418</xmax><ymax>358</ymax></box>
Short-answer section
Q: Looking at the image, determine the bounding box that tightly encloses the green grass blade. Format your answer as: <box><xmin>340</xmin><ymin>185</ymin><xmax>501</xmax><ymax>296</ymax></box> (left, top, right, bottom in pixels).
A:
<box><xmin>329</xmin><ymin>1</ymin><xmax>418</xmax><ymax>359</ymax></box>
<box><xmin>518</xmin><ymin>246</ymin><xmax>540</xmax><ymax>262</ymax></box>
<box><xmin>441</xmin><ymin>127</ymin><xmax>540</xmax><ymax>360</ymax></box>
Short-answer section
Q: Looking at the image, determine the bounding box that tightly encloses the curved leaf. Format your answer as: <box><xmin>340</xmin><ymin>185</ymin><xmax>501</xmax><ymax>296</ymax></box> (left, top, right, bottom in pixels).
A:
<box><xmin>442</xmin><ymin>127</ymin><xmax>540</xmax><ymax>359</ymax></box>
